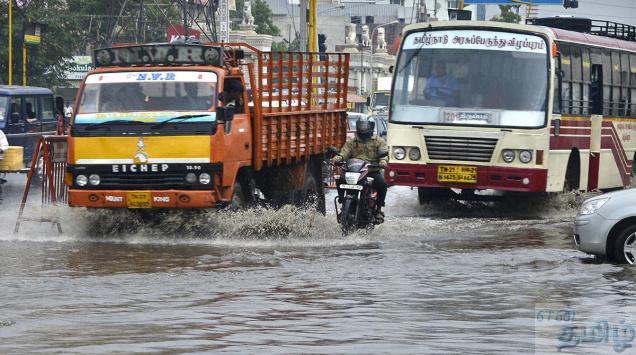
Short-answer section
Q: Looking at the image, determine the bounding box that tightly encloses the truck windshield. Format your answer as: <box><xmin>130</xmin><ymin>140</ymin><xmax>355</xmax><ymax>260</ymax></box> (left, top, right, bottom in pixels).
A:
<box><xmin>76</xmin><ymin>70</ymin><xmax>218</xmax><ymax>125</ymax></box>
<box><xmin>0</xmin><ymin>97</ymin><xmax>8</xmax><ymax>122</ymax></box>
<box><xmin>391</xmin><ymin>30</ymin><xmax>549</xmax><ymax>128</ymax></box>
<box><xmin>373</xmin><ymin>92</ymin><xmax>390</xmax><ymax>107</ymax></box>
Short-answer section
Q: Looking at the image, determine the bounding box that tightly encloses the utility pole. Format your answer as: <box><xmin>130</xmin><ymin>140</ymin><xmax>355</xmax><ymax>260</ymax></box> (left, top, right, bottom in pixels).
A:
<box><xmin>299</xmin><ymin>0</ymin><xmax>308</xmax><ymax>51</ymax></box>
<box><xmin>182</xmin><ymin>0</ymin><xmax>189</xmax><ymax>39</ymax></box>
<box><xmin>307</xmin><ymin>0</ymin><xmax>317</xmax><ymax>52</ymax></box>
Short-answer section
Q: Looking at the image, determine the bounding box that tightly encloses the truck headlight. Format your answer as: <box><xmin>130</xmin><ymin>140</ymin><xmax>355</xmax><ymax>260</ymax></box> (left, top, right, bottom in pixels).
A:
<box><xmin>409</xmin><ymin>147</ymin><xmax>421</xmax><ymax>160</ymax></box>
<box><xmin>393</xmin><ymin>147</ymin><xmax>406</xmax><ymax>160</ymax></box>
<box><xmin>199</xmin><ymin>173</ymin><xmax>211</xmax><ymax>184</ymax></box>
<box><xmin>76</xmin><ymin>174</ymin><xmax>88</xmax><ymax>187</ymax></box>
<box><xmin>502</xmin><ymin>149</ymin><xmax>515</xmax><ymax>163</ymax></box>
<box><xmin>519</xmin><ymin>150</ymin><xmax>533</xmax><ymax>164</ymax></box>
<box><xmin>345</xmin><ymin>172</ymin><xmax>361</xmax><ymax>184</ymax></box>
<box><xmin>88</xmin><ymin>174</ymin><xmax>101</xmax><ymax>186</ymax></box>
<box><xmin>579</xmin><ymin>198</ymin><xmax>609</xmax><ymax>215</ymax></box>
<box><xmin>185</xmin><ymin>173</ymin><xmax>197</xmax><ymax>183</ymax></box>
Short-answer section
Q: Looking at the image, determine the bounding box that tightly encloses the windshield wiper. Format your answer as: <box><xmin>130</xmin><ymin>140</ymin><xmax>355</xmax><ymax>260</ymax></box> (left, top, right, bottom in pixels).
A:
<box><xmin>84</xmin><ymin>120</ymin><xmax>146</xmax><ymax>131</ymax></box>
<box><xmin>151</xmin><ymin>114</ymin><xmax>211</xmax><ymax>130</ymax></box>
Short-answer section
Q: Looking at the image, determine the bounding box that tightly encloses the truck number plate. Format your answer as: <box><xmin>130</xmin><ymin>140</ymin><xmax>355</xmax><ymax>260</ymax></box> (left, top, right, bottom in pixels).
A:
<box><xmin>437</xmin><ymin>165</ymin><xmax>477</xmax><ymax>183</ymax></box>
<box><xmin>340</xmin><ymin>184</ymin><xmax>363</xmax><ymax>190</ymax></box>
<box><xmin>126</xmin><ymin>192</ymin><xmax>152</xmax><ymax>208</ymax></box>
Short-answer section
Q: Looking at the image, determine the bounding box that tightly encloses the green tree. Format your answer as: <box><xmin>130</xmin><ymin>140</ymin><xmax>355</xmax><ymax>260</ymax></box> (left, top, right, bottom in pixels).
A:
<box><xmin>0</xmin><ymin>0</ymin><xmax>81</xmax><ymax>87</ymax></box>
<box><xmin>490</xmin><ymin>5</ymin><xmax>522</xmax><ymax>23</ymax></box>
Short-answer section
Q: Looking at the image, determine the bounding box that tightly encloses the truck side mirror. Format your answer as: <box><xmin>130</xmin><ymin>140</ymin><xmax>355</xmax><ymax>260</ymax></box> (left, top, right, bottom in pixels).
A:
<box><xmin>216</xmin><ymin>106</ymin><xmax>235</xmax><ymax>122</ymax></box>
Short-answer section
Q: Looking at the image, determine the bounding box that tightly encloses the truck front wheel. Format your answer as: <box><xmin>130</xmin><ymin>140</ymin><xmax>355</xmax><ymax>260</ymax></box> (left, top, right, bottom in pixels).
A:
<box><xmin>230</xmin><ymin>181</ymin><xmax>246</xmax><ymax>209</ymax></box>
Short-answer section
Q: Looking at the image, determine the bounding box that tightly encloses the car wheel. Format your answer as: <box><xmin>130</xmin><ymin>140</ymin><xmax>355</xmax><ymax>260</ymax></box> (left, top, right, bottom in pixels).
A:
<box><xmin>612</xmin><ymin>225</ymin><xmax>636</xmax><ymax>265</ymax></box>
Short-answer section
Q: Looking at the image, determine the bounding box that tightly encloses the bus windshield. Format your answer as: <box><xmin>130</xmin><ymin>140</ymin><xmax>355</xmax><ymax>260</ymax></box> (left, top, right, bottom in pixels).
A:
<box><xmin>392</xmin><ymin>30</ymin><xmax>549</xmax><ymax>128</ymax></box>
<box><xmin>76</xmin><ymin>71</ymin><xmax>218</xmax><ymax>124</ymax></box>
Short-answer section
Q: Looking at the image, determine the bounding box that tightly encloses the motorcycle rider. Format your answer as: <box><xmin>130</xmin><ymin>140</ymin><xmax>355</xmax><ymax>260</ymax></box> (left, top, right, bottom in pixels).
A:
<box><xmin>333</xmin><ymin>116</ymin><xmax>388</xmax><ymax>222</ymax></box>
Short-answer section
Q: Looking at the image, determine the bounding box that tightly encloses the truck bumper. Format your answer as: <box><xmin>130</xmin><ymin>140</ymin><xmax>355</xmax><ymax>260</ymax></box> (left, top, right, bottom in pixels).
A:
<box><xmin>68</xmin><ymin>189</ymin><xmax>224</xmax><ymax>209</ymax></box>
<box><xmin>385</xmin><ymin>163</ymin><xmax>548</xmax><ymax>192</ymax></box>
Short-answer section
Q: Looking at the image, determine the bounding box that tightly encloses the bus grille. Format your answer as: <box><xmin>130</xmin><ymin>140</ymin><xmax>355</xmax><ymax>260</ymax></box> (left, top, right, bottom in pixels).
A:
<box><xmin>425</xmin><ymin>136</ymin><xmax>498</xmax><ymax>162</ymax></box>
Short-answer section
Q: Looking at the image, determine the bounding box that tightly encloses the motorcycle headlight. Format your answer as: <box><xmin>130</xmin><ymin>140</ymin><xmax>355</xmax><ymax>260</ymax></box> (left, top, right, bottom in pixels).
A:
<box><xmin>185</xmin><ymin>173</ymin><xmax>197</xmax><ymax>183</ymax></box>
<box><xmin>579</xmin><ymin>198</ymin><xmax>609</xmax><ymax>215</ymax></box>
<box><xmin>502</xmin><ymin>149</ymin><xmax>515</xmax><ymax>163</ymax></box>
<box><xmin>76</xmin><ymin>174</ymin><xmax>88</xmax><ymax>187</ymax></box>
<box><xmin>409</xmin><ymin>147</ymin><xmax>421</xmax><ymax>160</ymax></box>
<box><xmin>88</xmin><ymin>174</ymin><xmax>101</xmax><ymax>186</ymax></box>
<box><xmin>199</xmin><ymin>173</ymin><xmax>211</xmax><ymax>185</ymax></box>
<box><xmin>393</xmin><ymin>147</ymin><xmax>406</xmax><ymax>160</ymax></box>
<box><xmin>519</xmin><ymin>150</ymin><xmax>533</xmax><ymax>164</ymax></box>
<box><xmin>345</xmin><ymin>172</ymin><xmax>361</xmax><ymax>184</ymax></box>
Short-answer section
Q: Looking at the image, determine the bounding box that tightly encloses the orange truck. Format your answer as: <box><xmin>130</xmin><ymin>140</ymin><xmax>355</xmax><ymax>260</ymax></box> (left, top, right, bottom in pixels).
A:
<box><xmin>66</xmin><ymin>42</ymin><xmax>349</xmax><ymax>211</ymax></box>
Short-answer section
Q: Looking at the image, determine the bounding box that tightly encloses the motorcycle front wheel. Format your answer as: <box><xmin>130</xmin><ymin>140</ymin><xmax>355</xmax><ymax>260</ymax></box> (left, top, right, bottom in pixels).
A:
<box><xmin>340</xmin><ymin>198</ymin><xmax>356</xmax><ymax>234</ymax></box>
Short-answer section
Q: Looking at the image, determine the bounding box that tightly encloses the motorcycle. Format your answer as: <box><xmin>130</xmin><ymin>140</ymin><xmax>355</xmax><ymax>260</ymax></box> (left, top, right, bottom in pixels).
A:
<box><xmin>328</xmin><ymin>148</ymin><xmax>388</xmax><ymax>234</ymax></box>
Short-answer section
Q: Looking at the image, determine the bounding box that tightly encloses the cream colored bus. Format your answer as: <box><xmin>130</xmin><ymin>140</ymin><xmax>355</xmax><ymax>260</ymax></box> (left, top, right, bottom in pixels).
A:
<box><xmin>385</xmin><ymin>19</ymin><xmax>636</xmax><ymax>203</ymax></box>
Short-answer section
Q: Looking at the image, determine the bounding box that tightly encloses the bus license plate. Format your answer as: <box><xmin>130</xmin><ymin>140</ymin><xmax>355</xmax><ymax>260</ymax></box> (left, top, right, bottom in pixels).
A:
<box><xmin>340</xmin><ymin>184</ymin><xmax>363</xmax><ymax>190</ymax></box>
<box><xmin>126</xmin><ymin>192</ymin><xmax>152</xmax><ymax>208</ymax></box>
<box><xmin>437</xmin><ymin>165</ymin><xmax>477</xmax><ymax>183</ymax></box>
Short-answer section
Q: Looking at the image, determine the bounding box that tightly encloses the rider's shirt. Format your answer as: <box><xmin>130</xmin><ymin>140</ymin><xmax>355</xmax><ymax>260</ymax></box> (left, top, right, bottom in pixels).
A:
<box><xmin>335</xmin><ymin>135</ymin><xmax>387</xmax><ymax>172</ymax></box>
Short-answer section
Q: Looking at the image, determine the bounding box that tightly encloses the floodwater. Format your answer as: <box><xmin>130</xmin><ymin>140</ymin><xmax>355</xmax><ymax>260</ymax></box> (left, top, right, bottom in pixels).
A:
<box><xmin>1</xmin><ymin>174</ymin><xmax>635</xmax><ymax>354</ymax></box>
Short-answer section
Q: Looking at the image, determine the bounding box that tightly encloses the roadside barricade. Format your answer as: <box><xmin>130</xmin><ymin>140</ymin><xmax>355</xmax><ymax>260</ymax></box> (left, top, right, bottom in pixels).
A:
<box><xmin>14</xmin><ymin>135</ymin><xmax>68</xmax><ymax>233</ymax></box>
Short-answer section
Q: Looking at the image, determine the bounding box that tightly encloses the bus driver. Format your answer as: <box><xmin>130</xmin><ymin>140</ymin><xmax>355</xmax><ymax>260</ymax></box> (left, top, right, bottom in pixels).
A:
<box><xmin>424</xmin><ymin>62</ymin><xmax>459</xmax><ymax>106</ymax></box>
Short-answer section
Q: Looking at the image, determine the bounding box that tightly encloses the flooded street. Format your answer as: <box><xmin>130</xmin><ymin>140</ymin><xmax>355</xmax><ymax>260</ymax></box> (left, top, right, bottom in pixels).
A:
<box><xmin>1</xmin><ymin>175</ymin><xmax>635</xmax><ymax>354</ymax></box>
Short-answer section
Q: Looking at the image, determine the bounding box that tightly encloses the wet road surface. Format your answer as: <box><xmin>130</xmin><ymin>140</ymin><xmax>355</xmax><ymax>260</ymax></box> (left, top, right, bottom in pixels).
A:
<box><xmin>1</xmin><ymin>174</ymin><xmax>635</xmax><ymax>354</ymax></box>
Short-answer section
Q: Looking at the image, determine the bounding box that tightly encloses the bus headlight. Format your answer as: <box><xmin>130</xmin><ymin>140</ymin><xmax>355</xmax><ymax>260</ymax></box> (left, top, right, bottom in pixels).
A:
<box><xmin>502</xmin><ymin>149</ymin><xmax>515</xmax><ymax>163</ymax></box>
<box><xmin>393</xmin><ymin>147</ymin><xmax>406</xmax><ymax>160</ymax></box>
<box><xmin>408</xmin><ymin>147</ymin><xmax>421</xmax><ymax>160</ymax></box>
<box><xmin>185</xmin><ymin>173</ymin><xmax>197</xmax><ymax>183</ymax></box>
<box><xmin>76</xmin><ymin>174</ymin><xmax>88</xmax><ymax>187</ymax></box>
<box><xmin>199</xmin><ymin>173</ymin><xmax>211</xmax><ymax>185</ymax></box>
<box><xmin>519</xmin><ymin>150</ymin><xmax>533</xmax><ymax>164</ymax></box>
<box><xmin>88</xmin><ymin>174</ymin><xmax>101</xmax><ymax>186</ymax></box>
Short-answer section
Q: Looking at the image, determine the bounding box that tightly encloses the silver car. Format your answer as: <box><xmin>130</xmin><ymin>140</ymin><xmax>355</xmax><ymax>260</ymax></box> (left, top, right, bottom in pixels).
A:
<box><xmin>574</xmin><ymin>188</ymin><xmax>636</xmax><ymax>264</ymax></box>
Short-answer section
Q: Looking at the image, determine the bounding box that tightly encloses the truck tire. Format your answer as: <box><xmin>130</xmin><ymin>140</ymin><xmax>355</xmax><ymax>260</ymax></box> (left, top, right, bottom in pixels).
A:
<box><xmin>301</xmin><ymin>173</ymin><xmax>326</xmax><ymax>214</ymax></box>
<box><xmin>230</xmin><ymin>181</ymin><xmax>246</xmax><ymax>209</ymax></box>
<box><xmin>611</xmin><ymin>225</ymin><xmax>636</xmax><ymax>265</ymax></box>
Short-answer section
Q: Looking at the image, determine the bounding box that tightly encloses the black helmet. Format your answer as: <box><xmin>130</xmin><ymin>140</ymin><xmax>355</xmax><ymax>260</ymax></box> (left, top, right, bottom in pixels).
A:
<box><xmin>356</xmin><ymin>116</ymin><xmax>375</xmax><ymax>141</ymax></box>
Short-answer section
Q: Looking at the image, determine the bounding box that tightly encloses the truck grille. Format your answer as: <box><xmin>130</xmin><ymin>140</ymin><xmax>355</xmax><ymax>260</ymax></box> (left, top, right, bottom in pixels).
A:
<box><xmin>425</xmin><ymin>136</ymin><xmax>498</xmax><ymax>162</ymax></box>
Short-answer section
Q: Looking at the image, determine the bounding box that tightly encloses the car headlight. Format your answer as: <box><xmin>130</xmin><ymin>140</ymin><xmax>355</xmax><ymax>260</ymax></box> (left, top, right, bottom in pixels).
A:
<box><xmin>88</xmin><ymin>174</ymin><xmax>101</xmax><ymax>186</ymax></box>
<box><xmin>345</xmin><ymin>172</ymin><xmax>361</xmax><ymax>184</ymax></box>
<box><xmin>409</xmin><ymin>147</ymin><xmax>421</xmax><ymax>160</ymax></box>
<box><xmin>579</xmin><ymin>198</ymin><xmax>609</xmax><ymax>215</ymax></box>
<box><xmin>393</xmin><ymin>147</ymin><xmax>406</xmax><ymax>160</ymax></box>
<box><xmin>199</xmin><ymin>173</ymin><xmax>211</xmax><ymax>185</ymax></box>
<box><xmin>76</xmin><ymin>174</ymin><xmax>88</xmax><ymax>187</ymax></box>
<box><xmin>502</xmin><ymin>149</ymin><xmax>515</xmax><ymax>163</ymax></box>
<box><xmin>185</xmin><ymin>172</ymin><xmax>197</xmax><ymax>183</ymax></box>
<box><xmin>519</xmin><ymin>150</ymin><xmax>533</xmax><ymax>164</ymax></box>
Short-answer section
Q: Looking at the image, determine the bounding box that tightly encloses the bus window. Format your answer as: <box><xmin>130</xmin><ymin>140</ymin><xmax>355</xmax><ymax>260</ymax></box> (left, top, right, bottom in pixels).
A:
<box><xmin>602</xmin><ymin>50</ymin><xmax>612</xmax><ymax>116</ymax></box>
<box><xmin>560</xmin><ymin>44</ymin><xmax>572</xmax><ymax>114</ymax></box>
<box><xmin>571</xmin><ymin>46</ymin><xmax>582</xmax><ymax>115</ymax></box>
<box><xmin>0</xmin><ymin>96</ymin><xmax>8</xmax><ymax>122</ymax></box>
<box><xmin>581</xmin><ymin>48</ymin><xmax>591</xmax><ymax>116</ymax></box>
<box><xmin>620</xmin><ymin>53</ymin><xmax>630</xmax><ymax>117</ymax></box>
<box><xmin>612</xmin><ymin>51</ymin><xmax>621</xmax><ymax>116</ymax></box>
<box><xmin>24</xmin><ymin>96</ymin><xmax>39</xmax><ymax>123</ymax></box>
<box><xmin>631</xmin><ymin>54</ymin><xmax>636</xmax><ymax>117</ymax></box>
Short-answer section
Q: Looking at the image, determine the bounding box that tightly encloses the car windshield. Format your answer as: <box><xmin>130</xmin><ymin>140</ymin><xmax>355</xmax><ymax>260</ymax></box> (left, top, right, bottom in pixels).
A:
<box><xmin>392</xmin><ymin>30</ymin><xmax>549</xmax><ymax>128</ymax></box>
<box><xmin>76</xmin><ymin>71</ymin><xmax>218</xmax><ymax>125</ymax></box>
<box><xmin>0</xmin><ymin>96</ymin><xmax>8</xmax><ymax>122</ymax></box>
